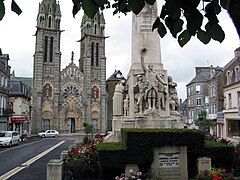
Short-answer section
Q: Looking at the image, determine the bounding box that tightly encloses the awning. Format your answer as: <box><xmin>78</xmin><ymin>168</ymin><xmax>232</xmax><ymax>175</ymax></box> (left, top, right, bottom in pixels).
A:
<box><xmin>11</xmin><ymin>117</ymin><xmax>26</xmax><ymax>123</ymax></box>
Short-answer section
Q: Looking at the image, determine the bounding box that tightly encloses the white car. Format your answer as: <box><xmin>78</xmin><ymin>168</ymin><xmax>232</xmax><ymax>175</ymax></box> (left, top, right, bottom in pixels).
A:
<box><xmin>0</xmin><ymin>131</ymin><xmax>20</xmax><ymax>147</ymax></box>
<box><xmin>38</xmin><ymin>130</ymin><xmax>59</xmax><ymax>138</ymax></box>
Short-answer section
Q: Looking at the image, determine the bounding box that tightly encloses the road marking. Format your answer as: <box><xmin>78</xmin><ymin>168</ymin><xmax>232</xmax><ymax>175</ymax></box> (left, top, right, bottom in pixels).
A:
<box><xmin>0</xmin><ymin>141</ymin><xmax>65</xmax><ymax>180</ymax></box>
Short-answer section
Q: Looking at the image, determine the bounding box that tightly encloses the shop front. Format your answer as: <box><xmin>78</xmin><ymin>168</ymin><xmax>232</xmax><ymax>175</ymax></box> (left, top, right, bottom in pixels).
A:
<box><xmin>10</xmin><ymin>116</ymin><xmax>29</xmax><ymax>135</ymax></box>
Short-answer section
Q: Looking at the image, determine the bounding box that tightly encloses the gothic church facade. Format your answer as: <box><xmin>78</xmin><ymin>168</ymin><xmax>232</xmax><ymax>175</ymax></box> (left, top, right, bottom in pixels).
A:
<box><xmin>32</xmin><ymin>0</ymin><xmax>107</xmax><ymax>133</ymax></box>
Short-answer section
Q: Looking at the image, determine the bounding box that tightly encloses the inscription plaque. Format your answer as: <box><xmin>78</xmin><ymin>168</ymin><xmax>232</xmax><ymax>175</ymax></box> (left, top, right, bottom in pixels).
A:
<box><xmin>159</xmin><ymin>153</ymin><xmax>180</xmax><ymax>168</ymax></box>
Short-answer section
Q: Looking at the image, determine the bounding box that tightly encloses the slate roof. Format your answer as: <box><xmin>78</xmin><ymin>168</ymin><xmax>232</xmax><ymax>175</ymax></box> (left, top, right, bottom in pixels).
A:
<box><xmin>187</xmin><ymin>71</ymin><xmax>210</xmax><ymax>85</ymax></box>
<box><xmin>187</xmin><ymin>66</ymin><xmax>223</xmax><ymax>86</ymax></box>
<box><xmin>10</xmin><ymin>80</ymin><xmax>31</xmax><ymax>98</ymax></box>
<box><xmin>106</xmin><ymin>70</ymin><xmax>123</xmax><ymax>81</ymax></box>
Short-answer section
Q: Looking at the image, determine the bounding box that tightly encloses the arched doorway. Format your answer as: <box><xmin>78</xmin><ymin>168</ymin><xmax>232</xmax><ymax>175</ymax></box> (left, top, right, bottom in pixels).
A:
<box><xmin>67</xmin><ymin>118</ymin><xmax>75</xmax><ymax>133</ymax></box>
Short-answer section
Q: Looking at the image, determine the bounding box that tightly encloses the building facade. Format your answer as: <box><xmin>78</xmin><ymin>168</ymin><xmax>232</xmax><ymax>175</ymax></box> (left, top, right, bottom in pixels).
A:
<box><xmin>186</xmin><ymin>66</ymin><xmax>222</xmax><ymax>126</ymax></box>
<box><xmin>9</xmin><ymin>75</ymin><xmax>32</xmax><ymax>135</ymax></box>
<box><xmin>0</xmin><ymin>49</ymin><xmax>11</xmax><ymax>131</ymax></box>
<box><xmin>32</xmin><ymin>0</ymin><xmax>107</xmax><ymax>133</ymax></box>
<box><xmin>206</xmin><ymin>66</ymin><xmax>224</xmax><ymax>138</ymax></box>
<box><xmin>186</xmin><ymin>67</ymin><xmax>212</xmax><ymax>124</ymax></box>
<box><xmin>223</xmin><ymin>47</ymin><xmax>240</xmax><ymax>144</ymax></box>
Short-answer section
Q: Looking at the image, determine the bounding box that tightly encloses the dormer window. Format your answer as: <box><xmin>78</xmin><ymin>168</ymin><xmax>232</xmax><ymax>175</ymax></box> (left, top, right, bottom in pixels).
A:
<box><xmin>226</xmin><ymin>71</ymin><xmax>231</xmax><ymax>85</ymax></box>
<box><xmin>235</xmin><ymin>66</ymin><xmax>239</xmax><ymax>82</ymax></box>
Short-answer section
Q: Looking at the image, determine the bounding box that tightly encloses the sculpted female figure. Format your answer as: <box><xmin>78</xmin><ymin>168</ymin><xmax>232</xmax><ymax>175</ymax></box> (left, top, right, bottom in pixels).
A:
<box><xmin>113</xmin><ymin>79</ymin><xmax>126</xmax><ymax>116</ymax></box>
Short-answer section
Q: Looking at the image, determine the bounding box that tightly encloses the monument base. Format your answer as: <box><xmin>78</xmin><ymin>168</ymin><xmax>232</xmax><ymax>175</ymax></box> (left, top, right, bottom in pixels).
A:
<box><xmin>108</xmin><ymin>115</ymin><xmax>184</xmax><ymax>142</ymax></box>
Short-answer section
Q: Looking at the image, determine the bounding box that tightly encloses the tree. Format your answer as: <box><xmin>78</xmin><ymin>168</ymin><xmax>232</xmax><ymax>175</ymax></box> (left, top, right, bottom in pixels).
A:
<box><xmin>0</xmin><ymin>0</ymin><xmax>22</xmax><ymax>20</ymax></box>
<box><xmin>83</xmin><ymin>122</ymin><xmax>94</xmax><ymax>143</ymax></box>
<box><xmin>1</xmin><ymin>0</ymin><xmax>240</xmax><ymax>47</ymax></box>
<box><xmin>194</xmin><ymin>110</ymin><xmax>216</xmax><ymax>132</ymax></box>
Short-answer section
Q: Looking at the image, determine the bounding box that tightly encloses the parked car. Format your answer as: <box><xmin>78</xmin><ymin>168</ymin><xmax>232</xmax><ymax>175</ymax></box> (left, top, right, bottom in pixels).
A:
<box><xmin>0</xmin><ymin>131</ymin><xmax>20</xmax><ymax>147</ymax></box>
<box><xmin>38</xmin><ymin>130</ymin><xmax>59</xmax><ymax>138</ymax></box>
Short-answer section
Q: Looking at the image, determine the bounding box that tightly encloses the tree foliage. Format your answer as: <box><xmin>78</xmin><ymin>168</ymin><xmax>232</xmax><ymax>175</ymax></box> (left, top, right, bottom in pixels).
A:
<box><xmin>1</xmin><ymin>0</ymin><xmax>240</xmax><ymax>47</ymax></box>
<box><xmin>194</xmin><ymin>110</ymin><xmax>216</xmax><ymax>132</ymax></box>
<box><xmin>0</xmin><ymin>0</ymin><xmax>22</xmax><ymax>20</ymax></box>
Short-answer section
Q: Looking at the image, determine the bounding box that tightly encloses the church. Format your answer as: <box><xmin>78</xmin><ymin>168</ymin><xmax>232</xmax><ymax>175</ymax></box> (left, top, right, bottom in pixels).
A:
<box><xmin>32</xmin><ymin>0</ymin><xmax>108</xmax><ymax>134</ymax></box>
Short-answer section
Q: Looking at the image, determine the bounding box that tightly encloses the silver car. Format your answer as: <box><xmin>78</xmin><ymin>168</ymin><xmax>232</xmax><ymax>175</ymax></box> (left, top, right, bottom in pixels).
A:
<box><xmin>0</xmin><ymin>131</ymin><xmax>20</xmax><ymax>147</ymax></box>
<box><xmin>38</xmin><ymin>130</ymin><xmax>59</xmax><ymax>138</ymax></box>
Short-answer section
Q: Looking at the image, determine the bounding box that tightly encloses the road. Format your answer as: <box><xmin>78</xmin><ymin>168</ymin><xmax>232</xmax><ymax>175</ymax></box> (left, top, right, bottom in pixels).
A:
<box><xmin>0</xmin><ymin>134</ymin><xmax>83</xmax><ymax>180</ymax></box>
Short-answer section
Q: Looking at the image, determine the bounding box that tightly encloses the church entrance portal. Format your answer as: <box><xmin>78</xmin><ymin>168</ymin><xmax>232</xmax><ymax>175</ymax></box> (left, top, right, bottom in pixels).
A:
<box><xmin>44</xmin><ymin>119</ymin><xmax>50</xmax><ymax>131</ymax></box>
<box><xmin>67</xmin><ymin>118</ymin><xmax>75</xmax><ymax>133</ymax></box>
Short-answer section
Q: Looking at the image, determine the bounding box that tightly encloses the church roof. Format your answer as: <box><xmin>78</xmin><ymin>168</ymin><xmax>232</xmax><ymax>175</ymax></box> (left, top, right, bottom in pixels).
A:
<box><xmin>106</xmin><ymin>70</ymin><xmax>123</xmax><ymax>81</ymax></box>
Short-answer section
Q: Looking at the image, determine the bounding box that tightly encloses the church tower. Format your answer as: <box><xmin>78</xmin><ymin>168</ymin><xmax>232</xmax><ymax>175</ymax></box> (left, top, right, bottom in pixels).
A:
<box><xmin>79</xmin><ymin>13</ymin><xmax>107</xmax><ymax>132</ymax></box>
<box><xmin>32</xmin><ymin>0</ymin><xmax>61</xmax><ymax>133</ymax></box>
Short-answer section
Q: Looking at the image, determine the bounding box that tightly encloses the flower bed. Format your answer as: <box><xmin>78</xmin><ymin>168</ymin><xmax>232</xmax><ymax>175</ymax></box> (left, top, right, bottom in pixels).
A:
<box><xmin>63</xmin><ymin>140</ymin><xmax>103</xmax><ymax>179</ymax></box>
<box><xmin>195</xmin><ymin>168</ymin><xmax>236</xmax><ymax>180</ymax></box>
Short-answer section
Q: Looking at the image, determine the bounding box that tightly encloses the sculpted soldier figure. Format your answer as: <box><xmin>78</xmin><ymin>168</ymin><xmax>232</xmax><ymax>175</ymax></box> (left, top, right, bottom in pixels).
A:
<box><xmin>134</xmin><ymin>74</ymin><xmax>145</xmax><ymax>114</ymax></box>
<box><xmin>168</xmin><ymin>76</ymin><xmax>179</xmax><ymax>112</ymax></box>
<box><xmin>141</xmin><ymin>49</ymin><xmax>167</xmax><ymax>110</ymax></box>
<box><xmin>157</xmin><ymin>74</ymin><xmax>167</xmax><ymax>112</ymax></box>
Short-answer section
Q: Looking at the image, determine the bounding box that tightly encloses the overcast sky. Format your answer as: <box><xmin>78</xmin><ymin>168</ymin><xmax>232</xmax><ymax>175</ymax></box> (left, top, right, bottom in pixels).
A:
<box><xmin>0</xmin><ymin>0</ymin><xmax>239</xmax><ymax>100</ymax></box>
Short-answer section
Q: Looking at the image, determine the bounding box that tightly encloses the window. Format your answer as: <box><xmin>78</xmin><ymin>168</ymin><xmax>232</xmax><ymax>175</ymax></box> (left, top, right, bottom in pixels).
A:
<box><xmin>213</xmin><ymin>104</ymin><xmax>216</xmax><ymax>114</ymax></box>
<box><xmin>213</xmin><ymin>86</ymin><xmax>216</xmax><ymax>96</ymax></box>
<box><xmin>101</xmin><ymin>26</ymin><xmax>105</xmax><ymax>36</ymax></box>
<box><xmin>229</xmin><ymin>93</ymin><xmax>232</xmax><ymax>109</ymax></box>
<box><xmin>50</xmin><ymin>37</ymin><xmax>54</xmax><ymax>62</ymax></box>
<box><xmin>91</xmin><ymin>42</ymin><xmax>94</xmax><ymax>66</ymax></box>
<box><xmin>227</xmin><ymin>119</ymin><xmax>240</xmax><ymax>139</ymax></box>
<box><xmin>235</xmin><ymin>67</ymin><xmax>239</xmax><ymax>82</ymax></box>
<box><xmin>188</xmin><ymin>111</ymin><xmax>191</xmax><ymax>118</ymax></box>
<box><xmin>190</xmin><ymin>86</ymin><xmax>194</xmax><ymax>95</ymax></box>
<box><xmin>48</xmin><ymin>16</ymin><xmax>52</xmax><ymax>28</ymax></box>
<box><xmin>4</xmin><ymin>77</ymin><xmax>7</xmax><ymax>87</ymax></box>
<box><xmin>187</xmin><ymin>87</ymin><xmax>190</xmax><ymax>96</ymax></box>
<box><xmin>94</xmin><ymin>24</ymin><xmax>97</xmax><ymax>34</ymax></box>
<box><xmin>96</xmin><ymin>43</ymin><xmax>99</xmax><ymax>66</ymax></box>
<box><xmin>1</xmin><ymin>75</ymin><xmax>4</xmax><ymax>86</ymax></box>
<box><xmin>196</xmin><ymin>85</ymin><xmax>201</xmax><ymax>93</ymax></box>
<box><xmin>226</xmin><ymin>71</ymin><xmax>231</xmax><ymax>85</ymax></box>
<box><xmin>188</xmin><ymin>99</ymin><xmax>191</xmax><ymax>105</ymax></box>
<box><xmin>196</xmin><ymin>98</ymin><xmax>201</xmax><ymax>106</ymax></box>
<box><xmin>44</xmin><ymin>36</ymin><xmax>48</xmax><ymax>62</ymax></box>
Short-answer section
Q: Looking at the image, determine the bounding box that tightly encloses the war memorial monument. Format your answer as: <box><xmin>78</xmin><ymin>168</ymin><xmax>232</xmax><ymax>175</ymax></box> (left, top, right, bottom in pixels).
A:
<box><xmin>110</xmin><ymin>2</ymin><xmax>184</xmax><ymax>142</ymax></box>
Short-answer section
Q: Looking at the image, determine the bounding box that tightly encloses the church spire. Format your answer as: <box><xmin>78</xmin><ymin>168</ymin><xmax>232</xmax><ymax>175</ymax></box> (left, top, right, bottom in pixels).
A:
<box><xmin>71</xmin><ymin>51</ymin><xmax>74</xmax><ymax>63</ymax></box>
<box><xmin>37</xmin><ymin>0</ymin><xmax>61</xmax><ymax>30</ymax></box>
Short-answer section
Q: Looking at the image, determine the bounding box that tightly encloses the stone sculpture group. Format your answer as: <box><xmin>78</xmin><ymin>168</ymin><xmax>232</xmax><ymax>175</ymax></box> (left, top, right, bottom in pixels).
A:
<box><xmin>113</xmin><ymin>50</ymin><xmax>180</xmax><ymax>117</ymax></box>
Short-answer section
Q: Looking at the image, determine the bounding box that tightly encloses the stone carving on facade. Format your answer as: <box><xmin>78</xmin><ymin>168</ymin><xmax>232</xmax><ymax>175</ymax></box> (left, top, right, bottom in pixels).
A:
<box><xmin>42</xmin><ymin>100</ymin><xmax>53</xmax><ymax>113</ymax></box>
<box><xmin>140</xmin><ymin>49</ymin><xmax>167</xmax><ymax>114</ymax></box>
<box><xmin>168</xmin><ymin>76</ymin><xmax>181</xmax><ymax>116</ymax></box>
<box><xmin>43</xmin><ymin>83</ymin><xmax>52</xmax><ymax>97</ymax></box>
<box><xmin>113</xmin><ymin>79</ymin><xmax>126</xmax><ymax>116</ymax></box>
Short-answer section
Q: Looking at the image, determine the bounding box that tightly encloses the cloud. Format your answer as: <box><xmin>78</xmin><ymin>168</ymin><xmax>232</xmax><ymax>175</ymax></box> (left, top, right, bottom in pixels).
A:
<box><xmin>0</xmin><ymin>0</ymin><xmax>239</xmax><ymax>101</ymax></box>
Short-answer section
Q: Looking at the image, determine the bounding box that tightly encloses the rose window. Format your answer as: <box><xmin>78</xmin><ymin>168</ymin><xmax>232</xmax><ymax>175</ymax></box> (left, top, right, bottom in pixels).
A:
<box><xmin>63</xmin><ymin>85</ymin><xmax>80</xmax><ymax>99</ymax></box>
